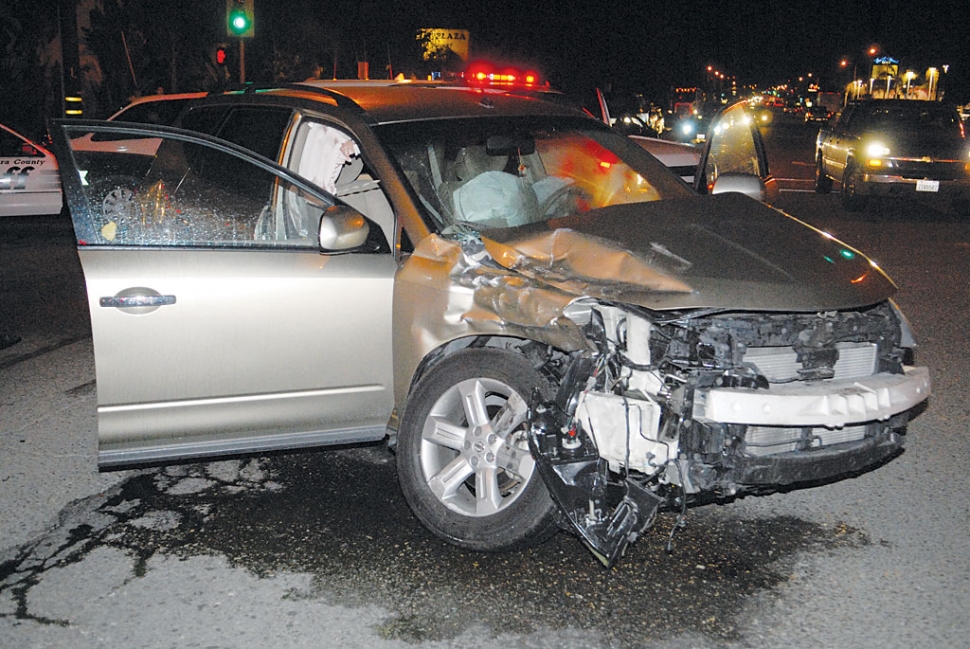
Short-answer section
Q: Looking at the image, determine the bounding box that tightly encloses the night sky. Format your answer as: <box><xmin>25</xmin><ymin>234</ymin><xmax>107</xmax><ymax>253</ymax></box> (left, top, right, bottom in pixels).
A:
<box><xmin>305</xmin><ymin>0</ymin><xmax>970</xmax><ymax>100</ymax></box>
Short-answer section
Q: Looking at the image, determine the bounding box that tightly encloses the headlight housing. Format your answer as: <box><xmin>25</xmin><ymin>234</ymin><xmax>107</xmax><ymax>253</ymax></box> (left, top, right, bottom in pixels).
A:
<box><xmin>866</xmin><ymin>141</ymin><xmax>891</xmax><ymax>158</ymax></box>
<box><xmin>864</xmin><ymin>141</ymin><xmax>893</xmax><ymax>169</ymax></box>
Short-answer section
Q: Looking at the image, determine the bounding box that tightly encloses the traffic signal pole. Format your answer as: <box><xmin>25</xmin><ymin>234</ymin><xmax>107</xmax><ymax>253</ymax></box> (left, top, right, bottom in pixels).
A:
<box><xmin>226</xmin><ymin>0</ymin><xmax>254</xmax><ymax>83</ymax></box>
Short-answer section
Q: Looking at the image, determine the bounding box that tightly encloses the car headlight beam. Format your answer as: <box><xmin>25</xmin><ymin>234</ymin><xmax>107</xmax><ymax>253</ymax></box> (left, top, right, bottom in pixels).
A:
<box><xmin>866</xmin><ymin>142</ymin><xmax>891</xmax><ymax>158</ymax></box>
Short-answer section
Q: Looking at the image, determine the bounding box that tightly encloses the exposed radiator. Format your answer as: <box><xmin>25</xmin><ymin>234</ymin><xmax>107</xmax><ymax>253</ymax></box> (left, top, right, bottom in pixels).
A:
<box><xmin>743</xmin><ymin>342</ymin><xmax>877</xmax><ymax>382</ymax></box>
<box><xmin>743</xmin><ymin>424</ymin><xmax>868</xmax><ymax>456</ymax></box>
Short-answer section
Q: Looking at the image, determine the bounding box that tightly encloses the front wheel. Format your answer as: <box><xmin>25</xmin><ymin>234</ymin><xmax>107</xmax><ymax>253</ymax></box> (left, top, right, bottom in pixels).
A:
<box><xmin>397</xmin><ymin>348</ymin><xmax>559</xmax><ymax>552</ymax></box>
<box><xmin>840</xmin><ymin>161</ymin><xmax>867</xmax><ymax>212</ymax></box>
<box><xmin>814</xmin><ymin>157</ymin><xmax>832</xmax><ymax>194</ymax></box>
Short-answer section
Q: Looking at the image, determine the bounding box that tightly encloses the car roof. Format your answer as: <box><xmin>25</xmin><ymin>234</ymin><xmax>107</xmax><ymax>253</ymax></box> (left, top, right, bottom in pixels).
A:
<box><xmin>200</xmin><ymin>79</ymin><xmax>592</xmax><ymax>125</ymax></box>
<box><xmin>108</xmin><ymin>92</ymin><xmax>210</xmax><ymax>122</ymax></box>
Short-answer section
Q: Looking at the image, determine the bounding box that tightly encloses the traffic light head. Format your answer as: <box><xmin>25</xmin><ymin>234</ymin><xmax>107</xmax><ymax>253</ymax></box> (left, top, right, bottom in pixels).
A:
<box><xmin>226</xmin><ymin>0</ymin><xmax>254</xmax><ymax>38</ymax></box>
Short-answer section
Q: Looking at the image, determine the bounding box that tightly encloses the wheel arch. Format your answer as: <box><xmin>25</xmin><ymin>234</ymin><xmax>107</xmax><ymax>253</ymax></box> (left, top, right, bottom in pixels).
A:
<box><xmin>387</xmin><ymin>333</ymin><xmax>569</xmax><ymax>447</ymax></box>
<box><xmin>394</xmin><ymin>343</ymin><xmax>562</xmax><ymax>550</ymax></box>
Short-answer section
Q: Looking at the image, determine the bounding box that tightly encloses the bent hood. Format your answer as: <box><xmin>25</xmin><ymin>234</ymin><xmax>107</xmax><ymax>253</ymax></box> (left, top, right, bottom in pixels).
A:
<box><xmin>479</xmin><ymin>193</ymin><xmax>896</xmax><ymax>311</ymax></box>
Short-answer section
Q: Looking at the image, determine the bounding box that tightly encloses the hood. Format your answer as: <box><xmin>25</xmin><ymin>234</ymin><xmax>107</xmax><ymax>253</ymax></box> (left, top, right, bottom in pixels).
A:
<box><xmin>479</xmin><ymin>193</ymin><xmax>897</xmax><ymax>311</ymax></box>
<box><xmin>868</xmin><ymin>128</ymin><xmax>968</xmax><ymax>160</ymax></box>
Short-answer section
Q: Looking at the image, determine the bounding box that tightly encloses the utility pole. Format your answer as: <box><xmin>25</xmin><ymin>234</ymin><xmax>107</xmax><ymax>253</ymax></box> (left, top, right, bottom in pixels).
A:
<box><xmin>58</xmin><ymin>0</ymin><xmax>83</xmax><ymax>117</ymax></box>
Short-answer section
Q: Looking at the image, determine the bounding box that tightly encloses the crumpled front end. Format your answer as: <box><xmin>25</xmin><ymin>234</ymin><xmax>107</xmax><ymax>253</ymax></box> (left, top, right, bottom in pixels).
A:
<box><xmin>393</xmin><ymin>224</ymin><xmax>930</xmax><ymax>567</ymax></box>
<box><xmin>527</xmin><ymin>300</ymin><xmax>929</xmax><ymax>565</ymax></box>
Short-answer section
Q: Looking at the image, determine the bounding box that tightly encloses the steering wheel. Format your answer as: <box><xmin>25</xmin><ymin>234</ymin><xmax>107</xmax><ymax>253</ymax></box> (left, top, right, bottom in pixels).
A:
<box><xmin>538</xmin><ymin>183</ymin><xmax>592</xmax><ymax>217</ymax></box>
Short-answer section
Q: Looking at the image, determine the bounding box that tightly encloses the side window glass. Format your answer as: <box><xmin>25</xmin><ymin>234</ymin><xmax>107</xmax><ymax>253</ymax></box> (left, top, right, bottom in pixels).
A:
<box><xmin>115</xmin><ymin>100</ymin><xmax>189</xmax><ymax>126</ymax></box>
<box><xmin>839</xmin><ymin>105</ymin><xmax>855</xmax><ymax>129</ymax></box>
<box><xmin>1</xmin><ymin>130</ymin><xmax>43</xmax><ymax>157</ymax></box>
<box><xmin>215</xmin><ymin>107</ymin><xmax>293</xmax><ymax>161</ymax></box>
<box><xmin>702</xmin><ymin>104</ymin><xmax>761</xmax><ymax>189</ymax></box>
<box><xmin>178</xmin><ymin>106</ymin><xmax>229</xmax><ymax>137</ymax></box>
<box><xmin>66</xmin><ymin>126</ymin><xmax>333</xmax><ymax>249</ymax></box>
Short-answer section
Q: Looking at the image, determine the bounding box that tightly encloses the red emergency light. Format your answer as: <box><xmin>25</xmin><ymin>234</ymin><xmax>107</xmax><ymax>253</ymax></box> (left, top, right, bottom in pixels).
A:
<box><xmin>464</xmin><ymin>63</ymin><xmax>542</xmax><ymax>88</ymax></box>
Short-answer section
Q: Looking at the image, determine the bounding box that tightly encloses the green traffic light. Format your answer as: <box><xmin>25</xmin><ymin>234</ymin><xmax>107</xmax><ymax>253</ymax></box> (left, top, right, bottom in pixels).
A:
<box><xmin>230</xmin><ymin>11</ymin><xmax>250</xmax><ymax>34</ymax></box>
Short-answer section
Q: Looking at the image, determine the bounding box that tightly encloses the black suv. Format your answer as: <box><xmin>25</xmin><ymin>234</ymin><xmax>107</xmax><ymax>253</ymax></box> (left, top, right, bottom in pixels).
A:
<box><xmin>815</xmin><ymin>99</ymin><xmax>970</xmax><ymax>212</ymax></box>
<box><xmin>52</xmin><ymin>81</ymin><xmax>929</xmax><ymax>566</ymax></box>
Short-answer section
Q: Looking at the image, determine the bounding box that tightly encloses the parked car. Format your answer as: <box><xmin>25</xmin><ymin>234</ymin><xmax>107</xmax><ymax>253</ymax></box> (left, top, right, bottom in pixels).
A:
<box><xmin>51</xmin><ymin>80</ymin><xmax>930</xmax><ymax>566</ymax></box>
<box><xmin>71</xmin><ymin>91</ymin><xmax>207</xmax><ymax>156</ymax></box>
<box><xmin>804</xmin><ymin>106</ymin><xmax>833</xmax><ymax>123</ymax></box>
<box><xmin>0</xmin><ymin>123</ymin><xmax>62</xmax><ymax>216</ymax></box>
<box><xmin>815</xmin><ymin>99</ymin><xmax>970</xmax><ymax>212</ymax></box>
<box><xmin>69</xmin><ymin>92</ymin><xmax>208</xmax><ymax>221</ymax></box>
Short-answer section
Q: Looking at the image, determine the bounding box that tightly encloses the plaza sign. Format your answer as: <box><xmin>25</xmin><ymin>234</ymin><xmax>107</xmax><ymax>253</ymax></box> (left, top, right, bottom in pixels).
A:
<box><xmin>419</xmin><ymin>29</ymin><xmax>470</xmax><ymax>61</ymax></box>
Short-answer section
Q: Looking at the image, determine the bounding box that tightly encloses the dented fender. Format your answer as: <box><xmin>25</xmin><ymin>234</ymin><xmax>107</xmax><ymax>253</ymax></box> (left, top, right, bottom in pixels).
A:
<box><xmin>392</xmin><ymin>234</ymin><xmax>591</xmax><ymax>412</ymax></box>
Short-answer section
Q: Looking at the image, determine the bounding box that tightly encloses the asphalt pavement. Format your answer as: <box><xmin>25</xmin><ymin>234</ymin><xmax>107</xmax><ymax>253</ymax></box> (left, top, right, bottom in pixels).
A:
<box><xmin>1</xmin><ymin>192</ymin><xmax>968</xmax><ymax>648</ymax></box>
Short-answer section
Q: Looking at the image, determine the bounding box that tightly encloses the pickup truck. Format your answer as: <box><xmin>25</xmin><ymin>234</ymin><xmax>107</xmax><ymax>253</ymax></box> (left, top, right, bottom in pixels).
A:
<box><xmin>815</xmin><ymin>99</ymin><xmax>970</xmax><ymax>213</ymax></box>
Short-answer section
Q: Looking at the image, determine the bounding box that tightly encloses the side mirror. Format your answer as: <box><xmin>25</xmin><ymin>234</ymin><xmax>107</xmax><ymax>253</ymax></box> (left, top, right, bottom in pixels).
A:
<box><xmin>711</xmin><ymin>172</ymin><xmax>778</xmax><ymax>203</ymax></box>
<box><xmin>318</xmin><ymin>205</ymin><xmax>370</xmax><ymax>251</ymax></box>
<box><xmin>695</xmin><ymin>101</ymin><xmax>777</xmax><ymax>204</ymax></box>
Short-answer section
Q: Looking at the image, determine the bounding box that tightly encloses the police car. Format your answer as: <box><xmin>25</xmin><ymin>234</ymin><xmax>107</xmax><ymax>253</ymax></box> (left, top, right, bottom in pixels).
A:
<box><xmin>0</xmin><ymin>123</ymin><xmax>62</xmax><ymax>217</ymax></box>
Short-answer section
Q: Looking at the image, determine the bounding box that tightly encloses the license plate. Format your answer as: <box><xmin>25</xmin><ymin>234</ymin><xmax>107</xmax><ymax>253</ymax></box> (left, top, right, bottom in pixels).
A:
<box><xmin>916</xmin><ymin>179</ymin><xmax>940</xmax><ymax>192</ymax></box>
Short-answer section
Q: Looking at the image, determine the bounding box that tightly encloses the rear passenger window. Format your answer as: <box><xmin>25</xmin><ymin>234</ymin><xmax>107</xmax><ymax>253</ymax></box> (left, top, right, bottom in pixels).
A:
<box><xmin>183</xmin><ymin>139</ymin><xmax>272</xmax><ymax>202</ymax></box>
<box><xmin>216</xmin><ymin>108</ymin><xmax>292</xmax><ymax>161</ymax></box>
<box><xmin>179</xmin><ymin>106</ymin><xmax>228</xmax><ymax>138</ymax></box>
<box><xmin>180</xmin><ymin>106</ymin><xmax>293</xmax><ymax>163</ymax></box>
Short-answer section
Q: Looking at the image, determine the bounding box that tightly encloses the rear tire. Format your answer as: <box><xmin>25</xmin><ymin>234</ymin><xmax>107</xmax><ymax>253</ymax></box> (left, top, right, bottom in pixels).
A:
<box><xmin>397</xmin><ymin>348</ymin><xmax>559</xmax><ymax>552</ymax></box>
<box><xmin>840</xmin><ymin>161</ymin><xmax>867</xmax><ymax>212</ymax></box>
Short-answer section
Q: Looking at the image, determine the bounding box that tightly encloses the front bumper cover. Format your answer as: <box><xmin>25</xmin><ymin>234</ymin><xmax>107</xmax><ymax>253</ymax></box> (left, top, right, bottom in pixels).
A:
<box><xmin>736</xmin><ymin>430</ymin><xmax>904</xmax><ymax>486</ymax></box>
<box><xmin>859</xmin><ymin>172</ymin><xmax>970</xmax><ymax>199</ymax></box>
<box><xmin>693</xmin><ymin>366</ymin><xmax>931</xmax><ymax>428</ymax></box>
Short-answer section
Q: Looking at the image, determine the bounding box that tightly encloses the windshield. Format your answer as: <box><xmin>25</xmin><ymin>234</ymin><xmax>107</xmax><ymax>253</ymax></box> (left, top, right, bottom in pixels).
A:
<box><xmin>376</xmin><ymin>116</ymin><xmax>693</xmax><ymax>232</ymax></box>
<box><xmin>859</xmin><ymin>103</ymin><xmax>963</xmax><ymax>137</ymax></box>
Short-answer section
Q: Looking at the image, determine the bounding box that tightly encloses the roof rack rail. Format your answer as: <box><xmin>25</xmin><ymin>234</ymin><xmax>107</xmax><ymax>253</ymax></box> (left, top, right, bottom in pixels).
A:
<box><xmin>207</xmin><ymin>82</ymin><xmax>365</xmax><ymax>114</ymax></box>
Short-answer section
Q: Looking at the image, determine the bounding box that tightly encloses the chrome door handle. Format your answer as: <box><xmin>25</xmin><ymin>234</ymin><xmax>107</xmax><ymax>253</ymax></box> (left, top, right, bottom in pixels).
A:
<box><xmin>99</xmin><ymin>294</ymin><xmax>176</xmax><ymax>308</ymax></box>
<box><xmin>100</xmin><ymin>287</ymin><xmax>175</xmax><ymax>314</ymax></box>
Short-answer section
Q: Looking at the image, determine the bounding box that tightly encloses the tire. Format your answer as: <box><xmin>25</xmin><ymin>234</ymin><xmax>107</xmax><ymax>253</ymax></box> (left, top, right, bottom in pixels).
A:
<box><xmin>90</xmin><ymin>176</ymin><xmax>140</xmax><ymax>236</ymax></box>
<box><xmin>397</xmin><ymin>348</ymin><xmax>559</xmax><ymax>552</ymax></box>
<box><xmin>814</xmin><ymin>156</ymin><xmax>832</xmax><ymax>194</ymax></box>
<box><xmin>840</xmin><ymin>161</ymin><xmax>867</xmax><ymax>212</ymax></box>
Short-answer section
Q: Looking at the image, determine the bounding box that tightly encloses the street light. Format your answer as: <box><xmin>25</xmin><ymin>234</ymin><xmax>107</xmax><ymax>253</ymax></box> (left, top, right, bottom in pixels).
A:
<box><xmin>927</xmin><ymin>68</ymin><xmax>939</xmax><ymax>100</ymax></box>
<box><xmin>903</xmin><ymin>70</ymin><xmax>916</xmax><ymax>98</ymax></box>
<box><xmin>840</xmin><ymin>48</ymin><xmax>879</xmax><ymax>102</ymax></box>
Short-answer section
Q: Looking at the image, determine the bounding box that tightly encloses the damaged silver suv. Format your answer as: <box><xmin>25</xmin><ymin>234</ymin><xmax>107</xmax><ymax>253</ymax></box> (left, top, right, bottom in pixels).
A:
<box><xmin>51</xmin><ymin>80</ymin><xmax>930</xmax><ymax>566</ymax></box>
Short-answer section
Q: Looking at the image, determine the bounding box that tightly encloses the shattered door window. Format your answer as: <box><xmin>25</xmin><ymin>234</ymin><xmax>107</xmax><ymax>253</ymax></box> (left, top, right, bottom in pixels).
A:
<box><xmin>67</xmin><ymin>127</ymin><xmax>331</xmax><ymax>248</ymax></box>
